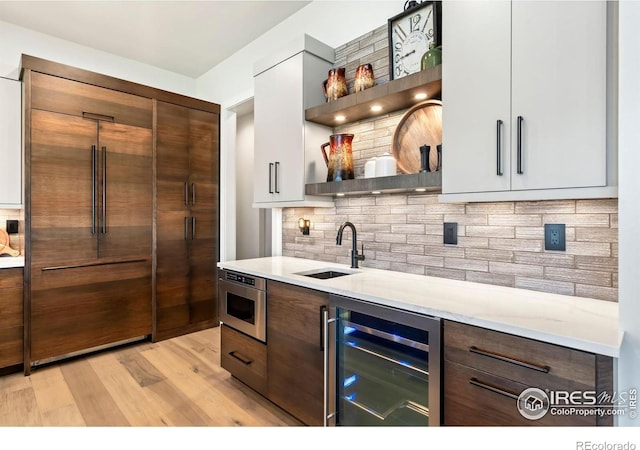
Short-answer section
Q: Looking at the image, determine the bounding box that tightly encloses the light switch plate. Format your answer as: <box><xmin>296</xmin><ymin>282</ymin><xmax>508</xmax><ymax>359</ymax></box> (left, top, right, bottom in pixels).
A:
<box><xmin>6</xmin><ymin>220</ymin><xmax>18</xmax><ymax>234</ymax></box>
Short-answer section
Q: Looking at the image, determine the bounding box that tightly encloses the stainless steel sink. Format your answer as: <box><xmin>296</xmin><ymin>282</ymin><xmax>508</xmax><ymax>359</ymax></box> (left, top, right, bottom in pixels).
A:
<box><xmin>295</xmin><ymin>268</ymin><xmax>356</xmax><ymax>280</ymax></box>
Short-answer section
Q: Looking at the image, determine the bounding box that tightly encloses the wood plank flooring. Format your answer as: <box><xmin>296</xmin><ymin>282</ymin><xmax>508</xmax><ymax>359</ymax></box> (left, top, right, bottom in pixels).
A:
<box><xmin>0</xmin><ymin>327</ymin><xmax>302</xmax><ymax>426</ymax></box>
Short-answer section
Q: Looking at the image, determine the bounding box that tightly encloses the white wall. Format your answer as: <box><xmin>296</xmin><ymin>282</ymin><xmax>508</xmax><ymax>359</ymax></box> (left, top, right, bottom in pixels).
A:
<box><xmin>617</xmin><ymin>0</ymin><xmax>640</xmax><ymax>427</ymax></box>
<box><xmin>197</xmin><ymin>0</ymin><xmax>400</xmax><ymax>261</ymax></box>
<box><xmin>0</xmin><ymin>19</ymin><xmax>196</xmax><ymax>96</ymax></box>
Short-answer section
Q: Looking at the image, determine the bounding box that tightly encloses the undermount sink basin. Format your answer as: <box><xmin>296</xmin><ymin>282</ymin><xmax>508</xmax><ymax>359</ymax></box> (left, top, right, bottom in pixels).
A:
<box><xmin>295</xmin><ymin>268</ymin><xmax>356</xmax><ymax>280</ymax></box>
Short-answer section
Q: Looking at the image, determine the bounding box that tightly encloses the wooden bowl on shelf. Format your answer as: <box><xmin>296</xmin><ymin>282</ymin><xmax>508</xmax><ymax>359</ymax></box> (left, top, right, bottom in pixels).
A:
<box><xmin>391</xmin><ymin>99</ymin><xmax>442</xmax><ymax>174</ymax></box>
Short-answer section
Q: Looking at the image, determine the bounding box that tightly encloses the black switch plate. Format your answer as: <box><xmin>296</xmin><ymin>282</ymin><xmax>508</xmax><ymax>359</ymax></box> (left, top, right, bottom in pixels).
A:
<box><xmin>443</xmin><ymin>222</ymin><xmax>458</xmax><ymax>245</ymax></box>
<box><xmin>544</xmin><ymin>223</ymin><xmax>566</xmax><ymax>251</ymax></box>
<box><xmin>6</xmin><ymin>220</ymin><xmax>18</xmax><ymax>234</ymax></box>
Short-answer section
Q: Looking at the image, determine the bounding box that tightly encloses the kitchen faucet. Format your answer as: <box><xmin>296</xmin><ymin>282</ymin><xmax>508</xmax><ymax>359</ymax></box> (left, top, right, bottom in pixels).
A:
<box><xmin>336</xmin><ymin>221</ymin><xmax>365</xmax><ymax>269</ymax></box>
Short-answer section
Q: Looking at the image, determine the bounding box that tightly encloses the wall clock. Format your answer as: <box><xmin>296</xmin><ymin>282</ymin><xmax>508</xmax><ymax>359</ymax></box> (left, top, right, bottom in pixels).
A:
<box><xmin>388</xmin><ymin>1</ymin><xmax>442</xmax><ymax>80</ymax></box>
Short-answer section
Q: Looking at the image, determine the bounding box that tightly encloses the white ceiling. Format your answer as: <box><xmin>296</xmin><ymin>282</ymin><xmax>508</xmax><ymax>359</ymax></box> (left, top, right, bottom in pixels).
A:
<box><xmin>0</xmin><ymin>1</ymin><xmax>311</xmax><ymax>78</ymax></box>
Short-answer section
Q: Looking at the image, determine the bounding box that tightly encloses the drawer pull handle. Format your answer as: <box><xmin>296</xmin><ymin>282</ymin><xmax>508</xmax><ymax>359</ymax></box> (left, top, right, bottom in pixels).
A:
<box><xmin>229</xmin><ymin>351</ymin><xmax>252</xmax><ymax>366</ymax></box>
<box><xmin>469</xmin><ymin>346</ymin><xmax>550</xmax><ymax>373</ymax></box>
<box><xmin>469</xmin><ymin>377</ymin><xmax>519</xmax><ymax>400</ymax></box>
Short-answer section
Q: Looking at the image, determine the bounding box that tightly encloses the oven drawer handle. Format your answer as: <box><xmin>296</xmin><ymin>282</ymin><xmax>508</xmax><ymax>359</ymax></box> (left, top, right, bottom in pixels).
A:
<box><xmin>469</xmin><ymin>377</ymin><xmax>519</xmax><ymax>400</ymax></box>
<box><xmin>469</xmin><ymin>346</ymin><xmax>550</xmax><ymax>373</ymax></box>
<box><xmin>229</xmin><ymin>351</ymin><xmax>253</xmax><ymax>366</ymax></box>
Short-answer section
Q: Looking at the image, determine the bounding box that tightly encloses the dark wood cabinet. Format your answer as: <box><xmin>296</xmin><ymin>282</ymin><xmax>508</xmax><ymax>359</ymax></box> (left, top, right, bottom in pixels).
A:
<box><xmin>0</xmin><ymin>268</ymin><xmax>23</xmax><ymax>372</ymax></box>
<box><xmin>443</xmin><ymin>320</ymin><xmax>613</xmax><ymax>426</ymax></box>
<box><xmin>220</xmin><ymin>324</ymin><xmax>267</xmax><ymax>395</ymax></box>
<box><xmin>266</xmin><ymin>280</ymin><xmax>329</xmax><ymax>426</ymax></box>
<box><xmin>155</xmin><ymin>101</ymin><xmax>219</xmax><ymax>341</ymax></box>
<box><xmin>24</xmin><ymin>68</ymin><xmax>153</xmax><ymax>371</ymax></box>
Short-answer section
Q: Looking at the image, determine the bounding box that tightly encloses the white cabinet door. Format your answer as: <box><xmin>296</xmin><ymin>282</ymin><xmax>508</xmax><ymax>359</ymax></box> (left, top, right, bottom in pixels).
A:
<box><xmin>0</xmin><ymin>77</ymin><xmax>22</xmax><ymax>206</ymax></box>
<box><xmin>442</xmin><ymin>1</ymin><xmax>607</xmax><ymax>196</ymax></box>
<box><xmin>510</xmin><ymin>1</ymin><xmax>606</xmax><ymax>191</ymax></box>
<box><xmin>442</xmin><ymin>1</ymin><xmax>511</xmax><ymax>194</ymax></box>
<box><xmin>254</xmin><ymin>53</ymin><xmax>305</xmax><ymax>204</ymax></box>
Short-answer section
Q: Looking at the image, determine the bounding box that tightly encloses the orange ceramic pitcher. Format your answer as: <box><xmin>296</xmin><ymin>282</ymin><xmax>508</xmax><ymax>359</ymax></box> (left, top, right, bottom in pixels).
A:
<box><xmin>321</xmin><ymin>134</ymin><xmax>355</xmax><ymax>182</ymax></box>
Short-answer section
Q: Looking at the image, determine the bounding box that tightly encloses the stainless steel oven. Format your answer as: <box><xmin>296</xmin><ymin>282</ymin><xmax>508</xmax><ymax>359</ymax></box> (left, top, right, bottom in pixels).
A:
<box><xmin>218</xmin><ymin>269</ymin><xmax>266</xmax><ymax>342</ymax></box>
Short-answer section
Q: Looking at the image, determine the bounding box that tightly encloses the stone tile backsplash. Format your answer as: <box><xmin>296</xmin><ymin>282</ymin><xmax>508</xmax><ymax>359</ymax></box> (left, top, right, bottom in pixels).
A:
<box><xmin>282</xmin><ymin>196</ymin><xmax>618</xmax><ymax>302</ymax></box>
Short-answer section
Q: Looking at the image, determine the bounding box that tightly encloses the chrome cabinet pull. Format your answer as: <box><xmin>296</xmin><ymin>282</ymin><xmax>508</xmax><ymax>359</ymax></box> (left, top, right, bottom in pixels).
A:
<box><xmin>101</xmin><ymin>146</ymin><xmax>107</xmax><ymax>234</ymax></box>
<box><xmin>184</xmin><ymin>182</ymin><xmax>189</xmax><ymax>206</ymax></box>
<box><xmin>91</xmin><ymin>145</ymin><xmax>96</xmax><ymax>235</ymax></box>
<box><xmin>319</xmin><ymin>305</ymin><xmax>328</xmax><ymax>351</ymax></box>
<box><xmin>323</xmin><ymin>309</ymin><xmax>337</xmax><ymax>426</ymax></box>
<box><xmin>496</xmin><ymin>120</ymin><xmax>503</xmax><ymax>176</ymax></box>
<box><xmin>516</xmin><ymin>115</ymin><xmax>524</xmax><ymax>174</ymax></box>
<box><xmin>274</xmin><ymin>161</ymin><xmax>280</xmax><ymax>193</ymax></box>
<box><xmin>229</xmin><ymin>351</ymin><xmax>252</xmax><ymax>365</ymax></box>
<box><xmin>469</xmin><ymin>346</ymin><xmax>550</xmax><ymax>373</ymax></box>
<box><xmin>469</xmin><ymin>377</ymin><xmax>519</xmax><ymax>400</ymax></box>
<box><xmin>268</xmin><ymin>163</ymin><xmax>274</xmax><ymax>194</ymax></box>
<box><xmin>191</xmin><ymin>183</ymin><xmax>195</xmax><ymax>205</ymax></box>
<box><xmin>184</xmin><ymin>217</ymin><xmax>189</xmax><ymax>240</ymax></box>
<box><xmin>191</xmin><ymin>216</ymin><xmax>196</xmax><ymax>240</ymax></box>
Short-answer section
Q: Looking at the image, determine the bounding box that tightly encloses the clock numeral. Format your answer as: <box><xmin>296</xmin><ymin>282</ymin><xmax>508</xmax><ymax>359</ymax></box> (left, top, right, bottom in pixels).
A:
<box><xmin>410</xmin><ymin>14</ymin><xmax>421</xmax><ymax>32</ymax></box>
<box><xmin>394</xmin><ymin>25</ymin><xmax>407</xmax><ymax>42</ymax></box>
<box><xmin>421</xmin><ymin>10</ymin><xmax>433</xmax><ymax>33</ymax></box>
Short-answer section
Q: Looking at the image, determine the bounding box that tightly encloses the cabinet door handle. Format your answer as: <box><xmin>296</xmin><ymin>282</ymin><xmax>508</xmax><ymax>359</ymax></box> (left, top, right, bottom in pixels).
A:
<box><xmin>91</xmin><ymin>145</ymin><xmax>97</xmax><ymax>235</ymax></box>
<box><xmin>516</xmin><ymin>115</ymin><xmax>524</xmax><ymax>175</ymax></box>
<box><xmin>469</xmin><ymin>377</ymin><xmax>519</xmax><ymax>400</ymax></box>
<box><xmin>191</xmin><ymin>216</ymin><xmax>196</xmax><ymax>240</ymax></box>
<box><xmin>323</xmin><ymin>309</ymin><xmax>337</xmax><ymax>426</ymax></box>
<box><xmin>184</xmin><ymin>182</ymin><xmax>189</xmax><ymax>206</ymax></box>
<box><xmin>496</xmin><ymin>120</ymin><xmax>503</xmax><ymax>176</ymax></box>
<box><xmin>469</xmin><ymin>346</ymin><xmax>550</xmax><ymax>373</ymax></box>
<box><xmin>101</xmin><ymin>146</ymin><xmax>107</xmax><ymax>234</ymax></box>
<box><xmin>184</xmin><ymin>217</ymin><xmax>189</xmax><ymax>240</ymax></box>
<box><xmin>268</xmin><ymin>163</ymin><xmax>274</xmax><ymax>194</ymax></box>
<box><xmin>229</xmin><ymin>351</ymin><xmax>252</xmax><ymax>365</ymax></box>
<box><xmin>274</xmin><ymin>161</ymin><xmax>280</xmax><ymax>193</ymax></box>
<box><xmin>191</xmin><ymin>183</ymin><xmax>196</xmax><ymax>205</ymax></box>
<box><xmin>319</xmin><ymin>305</ymin><xmax>328</xmax><ymax>351</ymax></box>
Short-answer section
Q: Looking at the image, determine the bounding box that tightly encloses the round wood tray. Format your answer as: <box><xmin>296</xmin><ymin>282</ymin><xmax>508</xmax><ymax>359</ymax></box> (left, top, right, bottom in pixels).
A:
<box><xmin>391</xmin><ymin>99</ymin><xmax>442</xmax><ymax>174</ymax></box>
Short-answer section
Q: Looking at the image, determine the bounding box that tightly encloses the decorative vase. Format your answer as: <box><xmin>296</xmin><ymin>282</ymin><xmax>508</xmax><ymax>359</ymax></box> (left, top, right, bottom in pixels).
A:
<box><xmin>421</xmin><ymin>43</ymin><xmax>442</xmax><ymax>70</ymax></box>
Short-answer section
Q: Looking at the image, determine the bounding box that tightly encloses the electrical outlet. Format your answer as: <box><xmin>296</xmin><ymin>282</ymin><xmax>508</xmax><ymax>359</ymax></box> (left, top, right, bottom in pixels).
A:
<box><xmin>544</xmin><ymin>224</ymin><xmax>566</xmax><ymax>251</ymax></box>
<box><xmin>443</xmin><ymin>222</ymin><xmax>457</xmax><ymax>245</ymax></box>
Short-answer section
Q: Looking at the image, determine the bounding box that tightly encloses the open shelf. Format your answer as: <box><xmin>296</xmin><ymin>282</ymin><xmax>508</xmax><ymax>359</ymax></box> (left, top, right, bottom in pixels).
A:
<box><xmin>305</xmin><ymin>172</ymin><xmax>441</xmax><ymax>197</ymax></box>
<box><xmin>305</xmin><ymin>66</ymin><xmax>442</xmax><ymax>127</ymax></box>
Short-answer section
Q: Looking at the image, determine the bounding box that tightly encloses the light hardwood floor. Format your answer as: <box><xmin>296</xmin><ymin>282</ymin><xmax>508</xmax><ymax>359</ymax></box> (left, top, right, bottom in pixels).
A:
<box><xmin>0</xmin><ymin>327</ymin><xmax>302</xmax><ymax>426</ymax></box>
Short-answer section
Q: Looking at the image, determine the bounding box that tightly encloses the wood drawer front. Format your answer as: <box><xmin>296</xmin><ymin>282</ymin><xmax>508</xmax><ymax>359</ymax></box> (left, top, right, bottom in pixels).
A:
<box><xmin>220</xmin><ymin>325</ymin><xmax>267</xmax><ymax>396</ymax></box>
<box><xmin>444</xmin><ymin>321</ymin><xmax>595</xmax><ymax>391</ymax></box>
<box><xmin>0</xmin><ymin>267</ymin><xmax>22</xmax><ymax>288</ymax></box>
<box><xmin>444</xmin><ymin>361</ymin><xmax>595</xmax><ymax>426</ymax></box>
<box><xmin>30</xmin><ymin>72</ymin><xmax>152</xmax><ymax>129</ymax></box>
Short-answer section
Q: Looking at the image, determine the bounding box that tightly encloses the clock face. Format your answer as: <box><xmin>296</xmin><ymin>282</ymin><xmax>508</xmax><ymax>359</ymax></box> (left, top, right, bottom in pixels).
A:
<box><xmin>390</xmin><ymin>4</ymin><xmax>435</xmax><ymax>79</ymax></box>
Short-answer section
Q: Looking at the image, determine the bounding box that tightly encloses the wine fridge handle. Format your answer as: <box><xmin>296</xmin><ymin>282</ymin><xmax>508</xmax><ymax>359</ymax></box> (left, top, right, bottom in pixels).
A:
<box><xmin>323</xmin><ymin>309</ymin><xmax>337</xmax><ymax>426</ymax></box>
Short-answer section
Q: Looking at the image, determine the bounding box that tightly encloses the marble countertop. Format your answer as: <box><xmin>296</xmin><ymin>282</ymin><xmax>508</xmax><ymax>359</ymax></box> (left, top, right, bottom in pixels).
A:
<box><xmin>0</xmin><ymin>256</ymin><xmax>24</xmax><ymax>269</ymax></box>
<box><xmin>218</xmin><ymin>256</ymin><xmax>621</xmax><ymax>357</ymax></box>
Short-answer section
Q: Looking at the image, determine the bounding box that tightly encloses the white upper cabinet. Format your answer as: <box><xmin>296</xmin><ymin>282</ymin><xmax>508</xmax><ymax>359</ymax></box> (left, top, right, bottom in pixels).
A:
<box><xmin>253</xmin><ymin>35</ymin><xmax>334</xmax><ymax>207</ymax></box>
<box><xmin>0</xmin><ymin>77</ymin><xmax>22</xmax><ymax>207</ymax></box>
<box><xmin>441</xmin><ymin>1</ymin><xmax>610</xmax><ymax>201</ymax></box>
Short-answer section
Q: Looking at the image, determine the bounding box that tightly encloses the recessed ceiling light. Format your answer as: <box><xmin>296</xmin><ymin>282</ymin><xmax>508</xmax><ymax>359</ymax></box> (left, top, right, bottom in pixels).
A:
<box><xmin>336</xmin><ymin>193</ymin><xmax>345</xmax><ymax>197</ymax></box>
<box><xmin>415</xmin><ymin>188</ymin><xmax>426</xmax><ymax>192</ymax></box>
<box><xmin>372</xmin><ymin>191</ymin><xmax>381</xmax><ymax>194</ymax></box>
<box><xmin>335</xmin><ymin>115</ymin><xmax>346</xmax><ymax>121</ymax></box>
<box><xmin>415</xmin><ymin>93</ymin><xmax>428</xmax><ymax>100</ymax></box>
<box><xmin>371</xmin><ymin>105</ymin><xmax>382</xmax><ymax>112</ymax></box>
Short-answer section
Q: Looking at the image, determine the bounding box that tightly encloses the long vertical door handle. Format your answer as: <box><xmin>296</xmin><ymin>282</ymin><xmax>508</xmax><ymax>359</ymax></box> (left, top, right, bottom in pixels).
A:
<box><xmin>319</xmin><ymin>305</ymin><xmax>328</xmax><ymax>351</ymax></box>
<box><xmin>91</xmin><ymin>145</ymin><xmax>97</xmax><ymax>235</ymax></box>
<box><xmin>516</xmin><ymin>115</ymin><xmax>524</xmax><ymax>175</ymax></box>
<box><xmin>191</xmin><ymin>183</ymin><xmax>196</xmax><ymax>205</ymax></box>
<box><xmin>184</xmin><ymin>217</ymin><xmax>189</xmax><ymax>240</ymax></box>
<box><xmin>268</xmin><ymin>163</ymin><xmax>274</xmax><ymax>194</ymax></box>
<box><xmin>191</xmin><ymin>216</ymin><xmax>196</xmax><ymax>240</ymax></box>
<box><xmin>184</xmin><ymin>182</ymin><xmax>189</xmax><ymax>206</ymax></box>
<box><xmin>323</xmin><ymin>310</ymin><xmax>337</xmax><ymax>426</ymax></box>
<box><xmin>274</xmin><ymin>161</ymin><xmax>280</xmax><ymax>193</ymax></box>
<box><xmin>496</xmin><ymin>120</ymin><xmax>503</xmax><ymax>176</ymax></box>
<box><xmin>101</xmin><ymin>146</ymin><xmax>107</xmax><ymax>234</ymax></box>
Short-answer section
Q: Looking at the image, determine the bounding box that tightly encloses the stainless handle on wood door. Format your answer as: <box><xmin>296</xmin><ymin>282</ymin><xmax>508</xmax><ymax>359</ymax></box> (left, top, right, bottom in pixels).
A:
<box><xmin>274</xmin><ymin>161</ymin><xmax>280</xmax><ymax>193</ymax></box>
<box><xmin>496</xmin><ymin>120</ymin><xmax>503</xmax><ymax>176</ymax></box>
<box><xmin>184</xmin><ymin>182</ymin><xmax>189</xmax><ymax>206</ymax></box>
<box><xmin>268</xmin><ymin>163</ymin><xmax>274</xmax><ymax>194</ymax></box>
<box><xmin>191</xmin><ymin>183</ymin><xmax>195</xmax><ymax>205</ymax></box>
<box><xmin>184</xmin><ymin>217</ymin><xmax>189</xmax><ymax>240</ymax></box>
<box><xmin>91</xmin><ymin>145</ymin><xmax>96</xmax><ymax>235</ymax></box>
<box><xmin>191</xmin><ymin>216</ymin><xmax>196</xmax><ymax>240</ymax></box>
<box><xmin>469</xmin><ymin>346</ymin><xmax>550</xmax><ymax>373</ymax></box>
<box><xmin>101</xmin><ymin>146</ymin><xmax>107</xmax><ymax>234</ymax></box>
<box><xmin>516</xmin><ymin>116</ymin><xmax>524</xmax><ymax>175</ymax></box>
<box><xmin>469</xmin><ymin>377</ymin><xmax>519</xmax><ymax>400</ymax></box>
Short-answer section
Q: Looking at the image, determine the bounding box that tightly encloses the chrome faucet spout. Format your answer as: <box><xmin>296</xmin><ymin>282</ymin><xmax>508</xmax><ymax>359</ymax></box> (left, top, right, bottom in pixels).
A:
<box><xmin>336</xmin><ymin>221</ymin><xmax>365</xmax><ymax>269</ymax></box>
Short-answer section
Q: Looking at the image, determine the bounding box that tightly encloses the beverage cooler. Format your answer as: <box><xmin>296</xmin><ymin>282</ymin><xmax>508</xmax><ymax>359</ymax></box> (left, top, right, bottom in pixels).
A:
<box><xmin>324</xmin><ymin>295</ymin><xmax>441</xmax><ymax>426</ymax></box>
